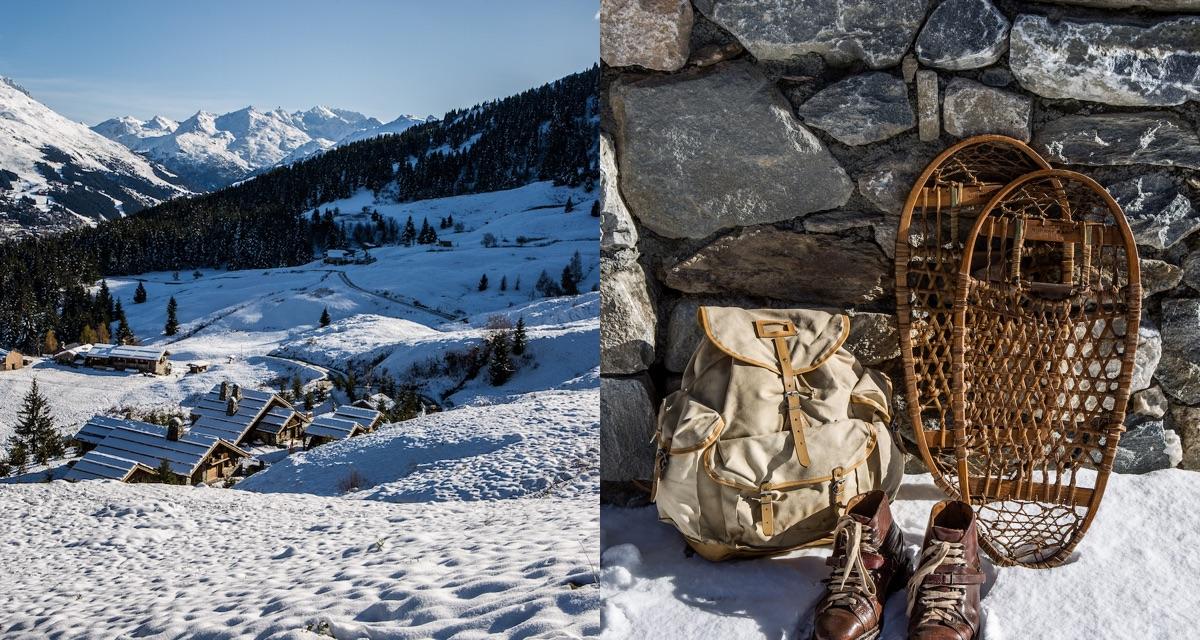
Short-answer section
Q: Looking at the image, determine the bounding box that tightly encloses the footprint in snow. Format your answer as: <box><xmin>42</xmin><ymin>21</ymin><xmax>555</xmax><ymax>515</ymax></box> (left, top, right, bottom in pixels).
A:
<box><xmin>271</xmin><ymin>546</ymin><xmax>296</xmax><ymax>560</ymax></box>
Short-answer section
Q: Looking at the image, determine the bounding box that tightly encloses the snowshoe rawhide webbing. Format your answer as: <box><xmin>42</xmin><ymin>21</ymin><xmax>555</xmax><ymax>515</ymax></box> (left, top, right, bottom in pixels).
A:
<box><xmin>951</xmin><ymin>169</ymin><xmax>1140</xmax><ymax>568</ymax></box>
<box><xmin>894</xmin><ymin>135</ymin><xmax>1051</xmax><ymax>505</ymax></box>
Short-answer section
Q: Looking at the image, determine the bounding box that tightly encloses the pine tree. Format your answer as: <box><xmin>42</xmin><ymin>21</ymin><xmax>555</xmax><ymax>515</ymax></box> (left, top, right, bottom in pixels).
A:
<box><xmin>564</xmin><ymin>196</ymin><xmax>574</xmax><ymax>212</ymax></box>
<box><xmin>512</xmin><ymin>316</ymin><xmax>528</xmax><ymax>355</ymax></box>
<box><xmin>156</xmin><ymin>458</ymin><xmax>177</xmax><ymax>485</ymax></box>
<box><xmin>164</xmin><ymin>297</ymin><xmax>179</xmax><ymax>336</ymax></box>
<box><xmin>97</xmin><ymin>280</ymin><xmax>114</xmax><ymax>321</ymax></box>
<box><xmin>590</xmin><ymin>201</ymin><xmax>600</xmax><ymax>217</ymax></box>
<box><xmin>401</xmin><ymin>216</ymin><xmax>417</xmax><ymax>246</ymax></box>
<box><xmin>500</xmin><ymin>275</ymin><xmax>507</xmax><ymax>291</ymax></box>
<box><xmin>9</xmin><ymin>380</ymin><xmax>63</xmax><ymax>468</ymax></box>
<box><xmin>561</xmin><ymin>265</ymin><xmax>579</xmax><ymax>295</ymax></box>
<box><xmin>488</xmin><ymin>331</ymin><xmax>514</xmax><ymax>386</ymax></box>
<box><xmin>303</xmin><ymin>390</ymin><xmax>315</xmax><ymax>411</ymax></box>
<box><xmin>42</xmin><ymin>330</ymin><xmax>59</xmax><ymax>355</ymax></box>
<box><xmin>478</xmin><ymin>274</ymin><xmax>489</xmax><ymax>291</ymax></box>
<box><xmin>133</xmin><ymin>281</ymin><xmax>148</xmax><ymax>304</ymax></box>
<box><xmin>568</xmin><ymin>250</ymin><xmax>584</xmax><ymax>285</ymax></box>
<box><xmin>320</xmin><ymin>307</ymin><xmax>331</xmax><ymax>327</ymax></box>
<box><xmin>291</xmin><ymin>374</ymin><xmax>304</xmax><ymax>400</ymax></box>
<box><xmin>417</xmin><ymin>218</ymin><xmax>438</xmax><ymax>244</ymax></box>
<box><xmin>115</xmin><ymin>301</ymin><xmax>134</xmax><ymax>345</ymax></box>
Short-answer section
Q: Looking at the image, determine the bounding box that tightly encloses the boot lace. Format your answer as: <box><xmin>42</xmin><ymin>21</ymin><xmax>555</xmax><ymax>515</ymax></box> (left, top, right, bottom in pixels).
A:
<box><xmin>822</xmin><ymin>516</ymin><xmax>878</xmax><ymax>609</ymax></box>
<box><xmin>906</xmin><ymin>540</ymin><xmax>968</xmax><ymax>626</ymax></box>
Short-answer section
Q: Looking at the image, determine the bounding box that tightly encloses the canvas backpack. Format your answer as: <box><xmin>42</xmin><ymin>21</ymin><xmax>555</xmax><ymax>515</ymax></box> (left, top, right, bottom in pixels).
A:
<box><xmin>653</xmin><ymin>306</ymin><xmax>904</xmax><ymax>561</ymax></box>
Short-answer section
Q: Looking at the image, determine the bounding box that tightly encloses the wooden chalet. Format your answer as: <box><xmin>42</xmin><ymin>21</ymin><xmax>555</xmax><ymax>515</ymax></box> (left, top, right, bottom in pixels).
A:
<box><xmin>84</xmin><ymin>344</ymin><xmax>172</xmax><ymax>375</ymax></box>
<box><xmin>0</xmin><ymin>348</ymin><xmax>24</xmax><ymax>371</ymax></box>
<box><xmin>303</xmin><ymin>405</ymin><xmax>383</xmax><ymax>449</ymax></box>
<box><xmin>65</xmin><ymin>416</ymin><xmax>249</xmax><ymax>485</ymax></box>
<box><xmin>189</xmin><ymin>381</ymin><xmax>307</xmax><ymax>447</ymax></box>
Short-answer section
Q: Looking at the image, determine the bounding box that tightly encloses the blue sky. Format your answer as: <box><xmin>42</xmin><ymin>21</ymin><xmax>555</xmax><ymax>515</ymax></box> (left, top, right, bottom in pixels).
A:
<box><xmin>0</xmin><ymin>0</ymin><xmax>598</xmax><ymax>125</ymax></box>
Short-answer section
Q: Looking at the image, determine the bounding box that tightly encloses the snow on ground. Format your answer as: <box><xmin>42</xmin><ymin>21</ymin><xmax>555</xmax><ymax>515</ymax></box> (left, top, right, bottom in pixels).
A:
<box><xmin>601</xmin><ymin>469</ymin><xmax>1200</xmax><ymax>639</ymax></box>
<box><xmin>0</xmin><ymin>181</ymin><xmax>598</xmax><ymax>441</ymax></box>
<box><xmin>0</xmin><ymin>482</ymin><xmax>598</xmax><ymax>639</ymax></box>
<box><xmin>238</xmin><ymin>389</ymin><xmax>598</xmax><ymax>502</ymax></box>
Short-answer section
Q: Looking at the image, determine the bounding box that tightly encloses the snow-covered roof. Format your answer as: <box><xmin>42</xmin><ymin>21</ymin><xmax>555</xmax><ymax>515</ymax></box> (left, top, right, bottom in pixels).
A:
<box><xmin>332</xmin><ymin>405</ymin><xmax>382</xmax><ymax>429</ymax></box>
<box><xmin>87</xmin><ymin>344</ymin><xmax>168</xmax><ymax>361</ymax></box>
<box><xmin>189</xmin><ymin>384</ymin><xmax>300</xmax><ymax>442</ymax></box>
<box><xmin>255</xmin><ymin>405</ymin><xmax>299</xmax><ymax>434</ymax></box>
<box><xmin>65</xmin><ymin>416</ymin><xmax>247</xmax><ymax>481</ymax></box>
<box><xmin>0</xmin><ymin>348</ymin><xmax>11</xmax><ymax>358</ymax></box>
<box><xmin>325</xmin><ymin>249</ymin><xmax>350</xmax><ymax>258</ymax></box>
<box><xmin>303</xmin><ymin>415</ymin><xmax>364</xmax><ymax>441</ymax></box>
<box><xmin>72</xmin><ymin>415</ymin><xmax>130</xmax><ymax>447</ymax></box>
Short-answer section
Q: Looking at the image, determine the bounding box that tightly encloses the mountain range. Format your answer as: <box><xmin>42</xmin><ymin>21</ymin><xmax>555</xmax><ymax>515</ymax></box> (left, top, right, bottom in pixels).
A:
<box><xmin>0</xmin><ymin>76</ymin><xmax>188</xmax><ymax>236</ymax></box>
<box><xmin>93</xmin><ymin>106</ymin><xmax>434</xmax><ymax>192</ymax></box>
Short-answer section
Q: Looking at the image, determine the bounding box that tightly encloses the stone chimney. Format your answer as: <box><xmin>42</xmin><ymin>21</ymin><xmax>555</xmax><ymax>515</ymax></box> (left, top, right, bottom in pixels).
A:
<box><xmin>226</xmin><ymin>396</ymin><xmax>239</xmax><ymax>416</ymax></box>
<box><xmin>219</xmin><ymin>381</ymin><xmax>229</xmax><ymax>400</ymax></box>
<box><xmin>166</xmin><ymin>417</ymin><xmax>184</xmax><ymax>442</ymax></box>
<box><xmin>231</xmin><ymin>383</ymin><xmax>242</xmax><ymax>400</ymax></box>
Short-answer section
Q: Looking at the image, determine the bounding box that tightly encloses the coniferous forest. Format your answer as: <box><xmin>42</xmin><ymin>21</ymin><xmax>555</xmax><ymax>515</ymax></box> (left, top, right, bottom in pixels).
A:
<box><xmin>0</xmin><ymin>67</ymin><xmax>599</xmax><ymax>353</ymax></box>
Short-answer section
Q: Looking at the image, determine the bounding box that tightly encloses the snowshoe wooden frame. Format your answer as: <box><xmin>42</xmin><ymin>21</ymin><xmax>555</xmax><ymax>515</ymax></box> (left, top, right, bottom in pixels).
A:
<box><xmin>895</xmin><ymin>135</ymin><xmax>1051</xmax><ymax>505</ymax></box>
<box><xmin>949</xmin><ymin>169</ymin><xmax>1140</xmax><ymax>568</ymax></box>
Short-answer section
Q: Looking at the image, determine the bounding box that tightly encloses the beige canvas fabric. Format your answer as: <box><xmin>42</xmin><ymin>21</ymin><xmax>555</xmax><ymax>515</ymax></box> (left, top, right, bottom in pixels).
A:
<box><xmin>653</xmin><ymin>307</ymin><xmax>904</xmax><ymax>561</ymax></box>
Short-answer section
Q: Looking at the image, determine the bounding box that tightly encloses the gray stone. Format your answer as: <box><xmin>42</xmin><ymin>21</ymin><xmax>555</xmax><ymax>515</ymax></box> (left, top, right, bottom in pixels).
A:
<box><xmin>1034</xmin><ymin>113</ymin><xmax>1200</xmax><ymax>170</ymax></box>
<box><xmin>803</xmin><ymin>209</ymin><xmax>896</xmax><ymax>259</ymax></box>
<box><xmin>902</xmin><ymin>55</ymin><xmax>918</xmax><ymax>84</ymax></box>
<box><xmin>665</xmin><ymin>298</ymin><xmax>704</xmax><ymax>373</ymax></box>
<box><xmin>1157</xmin><ymin>298</ymin><xmax>1200</xmax><ymax>404</ymax></box>
<box><xmin>1107</xmin><ymin>173</ymin><xmax>1199</xmax><ymax>250</ymax></box>
<box><xmin>1133</xmin><ymin>319</ymin><xmax>1162</xmax><ymax>393</ymax></box>
<box><xmin>600</xmin><ymin>134</ymin><xmax>638</xmax><ymax>254</ymax></box>
<box><xmin>915</xmin><ymin>0</ymin><xmax>1009</xmax><ymax>71</ymax></box>
<box><xmin>601</xmin><ymin>375</ymin><xmax>658</xmax><ymax>482</ymax></box>
<box><xmin>845</xmin><ymin>312</ymin><xmax>899</xmax><ymax>366</ymax></box>
<box><xmin>610</xmin><ymin>62</ymin><xmax>853</xmax><ymax>239</ymax></box>
<box><xmin>661</xmin><ymin>226</ymin><xmax>889</xmax><ymax>307</ymax></box>
<box><xmin>941</xmin><ymin>78</ymin><xmax>1031</xmax><ymax>142</ymax></box>
<box><xmin>797</xmin><ymin>73</ymin><xmax>915</xmax><ymax>146</ymax></box>
<box><xmin>1167</xmin><ymin>403</ymin><xmax>1200</xmax><ymax>472</ymax></box>
<box><xmin>601</xmin><ymin>252</ymin><xmax>657</xmax><ymax>375</ymax></box>
<box><xmin>1141</xmin><ymin>258</ymin><xmax>1184</xmax><ymax>298</ymax></box>
<box><xmin>600</xmin><ymin>0</ymin><xmax>693</xmax><ymax>72</ymax></box>
<box><xmin>917</xmin><ymin>71</ymin><xmax>939</xmax><ymax>142</ymax></box>
<box><xmin>1011</xmin><ymin>15</ymin><xmax>1200</xmax><ymax>107</ymax></box>
<box><xmin>698</xmin><ymin>0</ymin><xmax>929</xmax><ymax>68</ymax></box>
<box><xmin>1047</xmin><ymin>0</ymin><xmax>1200</xmax><ymax>9</ymax></box>
<box><xmin>979</xmin><ymin>67</ymin><xmax>1013</xmax><ymax>88</ymax></box>
<box><xmin>1130</xmin><ymin>386</ymin><xmax>1168</xmax><ymax>419</ymax></box>
<box><xmin>1108</xmin><ymin>418</ymin><xmax>1181</xmax><ymax>473</ymax></box>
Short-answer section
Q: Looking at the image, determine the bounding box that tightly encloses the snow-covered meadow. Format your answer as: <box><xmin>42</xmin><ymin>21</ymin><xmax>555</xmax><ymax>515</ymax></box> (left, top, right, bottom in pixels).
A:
<box><xmin>0</xmin><ymin>182</ymin><xmax>601</xmax><ymax>638</ymax></box>
<box><xmin>601</xmin><ymin>469</ymin><xmax>1200</xmax><ymax>639</ymax></box>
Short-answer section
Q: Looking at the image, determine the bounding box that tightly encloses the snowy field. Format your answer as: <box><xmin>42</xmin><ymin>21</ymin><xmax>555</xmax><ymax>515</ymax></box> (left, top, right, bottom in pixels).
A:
<box><xmin>601</xmin><ymin>469</ymin><xmax>1200</xmax><ymax>639</ymax></box>
<box><xmin>0</xmin><ymin>181</ymin><xmax>598</xmax><ymax>441</ymax></box>
<box><xmin>0</xmin><ymin>182</ymin><xmax>601</xmax><ymax>638</ymax></box>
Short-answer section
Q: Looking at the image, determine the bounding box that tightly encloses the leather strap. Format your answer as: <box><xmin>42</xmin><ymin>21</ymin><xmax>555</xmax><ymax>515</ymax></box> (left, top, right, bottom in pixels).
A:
<box><xmin>922</xmin><ymin>571</ymin><xmax>985</xmax><ymax>586</ymax></box>
<box><xmin>760</xmin><ymin>492</ymin><xmax>775</xmax><ymax>537</ymax></box>
<box><xmin>756</xmin><ymin>320</ymin><xmax>811</xmax><ymax>467</ymax></box>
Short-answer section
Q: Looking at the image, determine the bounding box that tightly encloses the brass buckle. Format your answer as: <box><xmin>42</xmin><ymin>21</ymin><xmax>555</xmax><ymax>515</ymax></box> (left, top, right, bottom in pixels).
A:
<box><xmin>753</xmin><ymin>319</ymin><xmax>797</xmax><ymax>339</ymax></box>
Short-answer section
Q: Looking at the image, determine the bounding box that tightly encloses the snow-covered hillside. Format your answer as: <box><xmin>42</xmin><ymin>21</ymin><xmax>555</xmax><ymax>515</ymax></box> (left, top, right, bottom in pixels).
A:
<box><xmin>0</xmin><ymin>178</ymin><xmax>600</xmax><ymax>637</ymax></box>
<box><xmin>94</xmin><ymin>106</ymin><xmax>431</xmax><ymax>191</ymax></box>
<box><xmin>0</xmin><ymin>77</ymin><xmax>188</xmax><ymax>236</ymax></box>
<box><xmin>601</xmin><ymin>469</ymin><xmax>1200</xmax><ymax>639</ymax></box>
<box><xmin>0</xmin><ymin>181</ymin><xmax>598</xmax><ymax>442</ymax></box>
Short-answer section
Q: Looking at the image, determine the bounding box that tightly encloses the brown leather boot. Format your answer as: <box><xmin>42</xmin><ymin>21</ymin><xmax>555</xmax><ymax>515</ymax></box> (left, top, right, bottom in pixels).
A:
<box><xmin>812</xmin><ymin>490</ymin><xmax>910</xmax><ymax>640</ymax></box>
<box><xmin>906</xmin><ymin>500</ymin><xmax>984</xmax><ymax>640</ymax></box>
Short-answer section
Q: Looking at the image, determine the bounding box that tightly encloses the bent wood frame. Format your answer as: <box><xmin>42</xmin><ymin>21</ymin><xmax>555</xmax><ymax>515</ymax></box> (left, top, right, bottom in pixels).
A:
<box><xmin>894</xmin><ymin>135</ymin><xmax>1051</xmax><ymax>502</ymax></box>
<box><xmin>950</xmin><ymin>169</ymin><xmax>1141</xmax><ymax>568</ymax></box>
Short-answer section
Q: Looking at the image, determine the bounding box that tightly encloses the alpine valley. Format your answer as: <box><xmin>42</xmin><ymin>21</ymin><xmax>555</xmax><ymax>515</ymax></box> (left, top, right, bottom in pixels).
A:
<box><xmin>0</xmin><ymin>66</ymin><xmax>601</xmax><ymax>638</ymax></box>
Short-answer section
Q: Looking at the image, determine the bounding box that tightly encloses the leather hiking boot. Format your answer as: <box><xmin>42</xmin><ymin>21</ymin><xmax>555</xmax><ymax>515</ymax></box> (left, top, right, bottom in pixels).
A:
<box><xmin>906</xmin><ymin>500</ymin><xmax>984</xmax><ymax>640</ymax></box>
<box><xmin>812</xmin><ymin>490</ymin><xmax>910</xmax><ymax>640</ymax></box>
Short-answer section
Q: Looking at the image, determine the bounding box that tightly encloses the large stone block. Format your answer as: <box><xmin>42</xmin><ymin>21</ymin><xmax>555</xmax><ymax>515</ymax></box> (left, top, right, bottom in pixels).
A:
<box><xmin>1157</xmin><ymin>298</ymin><xmax>1200</xmax><ymax>404</ymax></box>
<box><xmin>1107</xmin><ymin>173</ymin><xmax>1199</xmax><ymax>250</ymax></box>
<box><xmin>1168</xmin><ymin>403</ymin><xmax>1200</xmax><ymax>472</ymax></box>
<box><xmin>600</xmin><ymin>134</ymin><xmax>638</xmax><ymax>254</ymax></box>
<box><xmin>1141</xmin><ymin>259</ymin><xmax>1184</xmax><ymax>298</ymax></box>
<box><xmin>601</xmin><ymin>375</ymin><xmax>658</xmax><ymax>482</ymax></box>
<box><xmin>796</xmin><ymin>73</ymin><xmax>915</xmax><ymax>146</ymax></box>
<box><xmin>1034</xmin><ymin>113</ymin><xmax>1200</xmax><ymax>170</ymax></box>
<box><xmin>600</xmin><ymin>252</ymin><xmax>657</xmax><ymax>375</ymax></box>
<box><xmin>941</xmin><ymin>78</ymin><xmax>1031</xmax><ymax>142</ymax></box>
<box><xmin>915</xmin><ymin>0</ymin><xmax>1009</xmax><ymax>71</ymax></box>
<box><xmin>660</xmin><ymin>226</ymin><xmax>889</xmax><ymax>307</ymax></box>
<box><xmin>1108</xmin><ymin>418</ymin><xmax>1181</xmax><ymax>474</ymax></box>
<box><xmin>610</xmin><ymin>62</ymin><xmax>853</xmax><ymax>239</ymax></box>
<box><xmin>600</xmin><ymin>0</ymin><xmax>693</xmax><ymax>72</ymax></box>
<box><xmin>1011</xmin><ymin>14</ymin><xmax>1200</xmax><ymax>106</ymax></box>
<box><xmin>697</xmin><ymin>0</ymin><xmax>929</xmax><ymax>68</ymax></box>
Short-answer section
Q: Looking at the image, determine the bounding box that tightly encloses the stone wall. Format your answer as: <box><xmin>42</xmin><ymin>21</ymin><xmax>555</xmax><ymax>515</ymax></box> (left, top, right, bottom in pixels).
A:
<box><xmin>600</xmin><ymin>0</ymin><xmax>1200</xmax><ymax>498</ymax></box>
